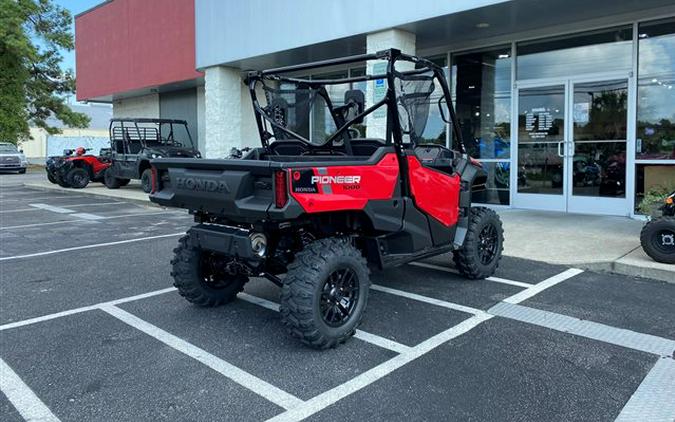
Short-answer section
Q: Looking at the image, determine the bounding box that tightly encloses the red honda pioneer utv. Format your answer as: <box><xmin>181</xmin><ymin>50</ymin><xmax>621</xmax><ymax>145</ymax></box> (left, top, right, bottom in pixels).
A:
<box><xmin>45</xmin><ymin>147</ymin><xmax>112</xmax><ymax>188</ymax></box>
<box><xmin>149</xmin><ymin>49</ymin><xmax>504</xmax><ymax>349</ymax></box>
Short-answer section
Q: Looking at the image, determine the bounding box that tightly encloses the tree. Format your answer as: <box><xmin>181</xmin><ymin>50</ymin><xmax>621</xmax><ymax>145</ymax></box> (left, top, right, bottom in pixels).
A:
<box><xmin>0</xmin><ymin>0</ymin><xmax>89</xmax><ymax>144</ymax></box>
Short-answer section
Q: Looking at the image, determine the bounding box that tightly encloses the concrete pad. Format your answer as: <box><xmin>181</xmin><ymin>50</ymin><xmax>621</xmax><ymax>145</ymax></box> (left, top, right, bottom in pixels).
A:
<box><xmin>498</xmin><ymin>209</ymin><xmax>643</xmax><ymax>265</ymax></box>
<box><xmin>24</xmin><ymin>180</ymin><xmax>151</xmax><ymax>205</ymax></box>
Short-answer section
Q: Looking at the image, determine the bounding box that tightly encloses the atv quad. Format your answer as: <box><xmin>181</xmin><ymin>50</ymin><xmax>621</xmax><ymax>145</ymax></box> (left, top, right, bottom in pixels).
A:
<box><xmin>45</xmin><ymin>147</ymin><xmax>111</xmax><ymax>189</ymax></box>
<box><xmin>149</xmin><ymin>49</ymin><xmax>503</xmax><ymax>349</ymax></box>
<box><xmin>104</xmin><ymin>118</ymin><xmax>201</xmax><ymax>193</ymax></box>
<box><xmin>640</xmin><ymin>190</ymin><xmax>675</xmax><ymax>264</ymax></box>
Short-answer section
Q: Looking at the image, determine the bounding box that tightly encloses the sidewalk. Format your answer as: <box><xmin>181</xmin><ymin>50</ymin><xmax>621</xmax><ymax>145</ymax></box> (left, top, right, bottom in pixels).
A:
<box><xmin>499</xmin><ymin>209</ymin><xmax>674</xmax><ymax>283</ymax></box>
<box><xmin>24</xmin><ymin>180</ymin><xmax>674</xmax><ymax>283</ymax></box>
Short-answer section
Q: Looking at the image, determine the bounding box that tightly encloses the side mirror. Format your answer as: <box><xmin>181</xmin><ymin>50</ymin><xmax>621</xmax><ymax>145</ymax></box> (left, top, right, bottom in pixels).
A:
<box><xmin>344</xmin><ymin>89</ymin><xmax>365</xmax><ymax>124</ymax></box>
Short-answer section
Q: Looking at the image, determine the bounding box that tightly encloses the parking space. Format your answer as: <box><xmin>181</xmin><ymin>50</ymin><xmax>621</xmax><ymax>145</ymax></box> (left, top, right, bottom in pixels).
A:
<box><xmin>1</xmin><ymin>181</ymin><xmax>674</xmax><ymax>421</ymax></box>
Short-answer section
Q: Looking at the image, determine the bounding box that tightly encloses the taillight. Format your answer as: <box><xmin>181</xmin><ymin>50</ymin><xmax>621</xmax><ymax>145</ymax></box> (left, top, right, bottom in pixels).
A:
<box><xmin>150</xmin><ymin>166</ymin><xmax>158</xmax><ymax>193</ymax></box>
<box><xmin>274</xmin><ymin>170</ymin><xmax>288</xmax><ymax>208</ymax></box>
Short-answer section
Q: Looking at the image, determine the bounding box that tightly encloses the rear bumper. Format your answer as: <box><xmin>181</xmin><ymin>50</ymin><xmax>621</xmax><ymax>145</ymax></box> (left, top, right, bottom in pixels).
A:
<box><xmin>0</xmin><ymin>164</ymin><xmax>27</xmax><ymax>171</ymax></box>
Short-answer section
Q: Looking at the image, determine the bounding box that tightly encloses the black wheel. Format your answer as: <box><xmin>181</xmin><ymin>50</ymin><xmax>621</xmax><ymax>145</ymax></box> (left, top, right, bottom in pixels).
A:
<box><xmin>67</xmin><ymin>167</ymin><xmax>90</xmax><ymax>189</ymax></box>
<box><xmin>55</xmin><ymin>173</ymin><xmax>70</xmax><ymax>188</ymax></box>
<box><xmin>103</xmin><ymin>168</ymin><xmax>121</xmax><ymax>189</ymax></box>
<box><xmin>640</xmin><ymin>217</ymin><xmax>675</xmax><ymax>264</ymax></box>
<box><xmin>141</xmin><ymin>169</ymin><xmax>152</xmax><ymax>193</ymax></box>
<box><xmin>280</xmin><ymin>238</ymin><xmax>370</xmax><ymax>349</ymax></box>
<box><xmin>170</xmin><ymin>235</ymin><xmax>248</xmax><ymax>306</ymax></box>
<box><xmin>453</xmin><ymin>206</ymin><xmax>504</xmax><ymax>279</ymax></box>
<box><xmin>47</xmin><ymin>172</ymin><xmax>57</xmax><ymax>184</ymax></box>
<box><xmin>118</xmin><ymin>178</ymin><xmax>131</xmax><ymax>187</ymax></box>
<box><xmin>18</xmin><ymin>169</ymin><xmax>26</xmax><ymax>174</ymax></box>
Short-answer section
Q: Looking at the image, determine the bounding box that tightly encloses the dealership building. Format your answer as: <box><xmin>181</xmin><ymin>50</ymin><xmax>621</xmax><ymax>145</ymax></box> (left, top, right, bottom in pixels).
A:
<box><xmin>75</xmin><ymin>0</ymin><xmax>675</xmax><ymax>217</ymax></box>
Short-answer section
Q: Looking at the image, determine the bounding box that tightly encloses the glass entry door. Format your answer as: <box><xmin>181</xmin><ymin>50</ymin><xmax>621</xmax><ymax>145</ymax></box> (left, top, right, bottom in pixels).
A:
<box><xmin>514</xmin><ymin>77</ymin><xmax>629</xmax><ymax>215</ymax></box>
<box><xmin>567</xmin><ymin>79</ymin><xmax>628</xmax><ymax>215</ymax></box>
<box><xmin>514</xmin><ymin>84</ymin><xmax>567</xmax><ymax>211</ymax></box>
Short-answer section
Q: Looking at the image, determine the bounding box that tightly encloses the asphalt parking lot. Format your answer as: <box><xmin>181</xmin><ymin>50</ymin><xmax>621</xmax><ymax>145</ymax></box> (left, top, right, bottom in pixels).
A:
<box><xmin>1</xmin><ymin>175</ymin><xmax>674</xmax><ymax>421</ymax></box>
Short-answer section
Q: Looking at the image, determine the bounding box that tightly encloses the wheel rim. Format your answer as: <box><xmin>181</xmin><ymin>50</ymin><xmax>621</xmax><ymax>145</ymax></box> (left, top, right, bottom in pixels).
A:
<box><xmin>142</xmin><ymin>173</ymin><xmax>151</xmax><ymax>191</ymax></box>
<box><xmin>199</xmin><ymin>252</ymin><xmax>237</xmax><ymax>290</ymax></box>
<box><xmin>653</xmin><ymin>229</ymin><xmax>675</xmax><ymax>253</ymax></box>
<box><xmin>478</xmin><ymin>223</ymin><xmax>499</xmax><ymax>265</ymax></box>
<box><xmin>319</xmin><ymin>267</ymin><xmax>359</xmax><ymax>327</ymax></box>
<box><xmin>73</xmin><ymin>172</ymin><xmax>87</xmax><ymax>187</ymax></box>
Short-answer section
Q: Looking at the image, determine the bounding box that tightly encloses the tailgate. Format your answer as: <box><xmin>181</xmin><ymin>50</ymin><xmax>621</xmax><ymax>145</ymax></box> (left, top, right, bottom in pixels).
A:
<box><xmin>150</xmin><ymin>158</ymin><xmax>278</xmax><ymax>219</ymax></box>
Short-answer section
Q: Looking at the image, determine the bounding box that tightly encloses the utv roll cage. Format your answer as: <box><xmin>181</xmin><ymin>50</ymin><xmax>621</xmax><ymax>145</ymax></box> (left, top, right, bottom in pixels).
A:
<box><xmin>245</xmin><ymin>48</ymin><xmax>466</xmax><ymax>156</ymax></box>
<box><xmin>108</xmin><ymin>118</ymin><xmax>195</xmax><ymax>149</ymax></box>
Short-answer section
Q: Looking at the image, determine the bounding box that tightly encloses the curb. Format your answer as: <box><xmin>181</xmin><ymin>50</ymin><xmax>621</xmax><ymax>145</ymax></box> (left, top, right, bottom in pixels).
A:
<box><xmin>23</xmin><ymin>182</ymin><xmax>157</xmax><ymax>208</ymax></box>
<box><xmin>576</xmin><ymin>260</ymin><xmax>674</xmax><ymax>285</ymax></box>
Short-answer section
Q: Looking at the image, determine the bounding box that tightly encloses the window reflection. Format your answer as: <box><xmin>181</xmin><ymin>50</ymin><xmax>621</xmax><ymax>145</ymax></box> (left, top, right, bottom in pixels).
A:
<box><xmin>453</xmin><ymin>46</ymin><xmax>512</xmax><ymax>158</ymax></box>
<box><xmin>517</xmin><ymin>27</ymin><xmax>632</xmax><ymax>80</ymax></box>
<box><xmin>637</xmin><ymin>18</ymin><xmax>675</xmax><ymax>160</ymax></box>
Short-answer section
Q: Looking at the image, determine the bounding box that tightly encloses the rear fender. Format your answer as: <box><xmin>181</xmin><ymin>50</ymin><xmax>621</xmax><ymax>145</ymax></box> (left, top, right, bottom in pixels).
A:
<box><xmin>453</xmin><ymin>157</ymin><xmax>487</xmax><ymax>248</ymax></box>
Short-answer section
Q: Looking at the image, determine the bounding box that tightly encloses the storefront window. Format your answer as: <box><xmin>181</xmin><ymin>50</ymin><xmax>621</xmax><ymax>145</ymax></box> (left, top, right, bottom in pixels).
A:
<box><xmin>636</xmin><ymin>18</ymin><xmax>675</xmax><ymax>160</ymax></box>
<box><xmin>452</xmin><ymin>46</ymin><xmax>512</xmax><ymax>204</ymax></box>
<box><xmin>517</xmin><ymin>27</ymin><xmax>632</xmax><ymax>80</ymax></box>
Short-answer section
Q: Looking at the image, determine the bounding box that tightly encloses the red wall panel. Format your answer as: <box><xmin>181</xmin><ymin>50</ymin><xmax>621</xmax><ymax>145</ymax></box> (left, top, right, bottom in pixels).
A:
<box><xmin>75</xmin><ymin>0</ymin><xmax>203</xmax><ymax>101</ymax></box>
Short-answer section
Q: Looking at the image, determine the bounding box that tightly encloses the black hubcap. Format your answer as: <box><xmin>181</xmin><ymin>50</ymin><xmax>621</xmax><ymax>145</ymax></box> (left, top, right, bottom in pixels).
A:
<box><xmin>654</xmin><ymin>229</ymin><xmax>675</xmax><ymax>253</ymax></box>
<box><xmin>478</xmin><ymin>223</ymin><xmax>499</xmax><ymax>265</ymax></box>
<box><xmin>320</xmin><ymin>267</ymin><xmax>359</xmax><ymax>327</ymax></box>
<box><xmin>199</xmin><ymin>252</ymin><xmax>236</xmax><ymax>289</ymax></box>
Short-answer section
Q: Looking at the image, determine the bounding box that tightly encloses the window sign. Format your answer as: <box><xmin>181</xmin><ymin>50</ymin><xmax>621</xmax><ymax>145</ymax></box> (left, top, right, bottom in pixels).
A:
<box><xmin>372</xmin><ymin>62</ymin><xmax>388</xmax><ymax>118</ymax></box>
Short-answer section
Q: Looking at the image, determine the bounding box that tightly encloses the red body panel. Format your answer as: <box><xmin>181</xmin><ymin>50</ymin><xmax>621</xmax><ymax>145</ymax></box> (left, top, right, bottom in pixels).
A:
<box><xmin>67</xmin><ymin>156</ymin><xmax>111</xmax><ymax>176</ymax></box>
<box><xmin>407</xmin><ymin>156</ymin><xmax>460</xmax><ymax>227</ymax></box>
<box><xmin>75</xmin><ymin>0</ymin><xmax>202</xmax><ymax>101</ymax></box>
<box><xmin>289</xmin><ymin>153</ymin><xmax>399</xmax><ymax>213</ymax></box>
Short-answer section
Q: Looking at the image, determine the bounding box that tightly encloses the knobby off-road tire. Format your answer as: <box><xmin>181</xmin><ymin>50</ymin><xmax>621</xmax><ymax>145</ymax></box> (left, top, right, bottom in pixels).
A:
<box><xmin>55</xmin><ymin>173</ymin><xmax>70</xmax><ymax>188</ymax></box>
<box><xmin>118</xmin><ymin>178</ymin><xmax>131</xmax><ymax>187</ymax></box>
<box><xmin>453</xmin><ymin>206</ymin><xmax>504</xmax><ymax>279</ymax></box>
<box><xmin>67</xmin><ymin>167</ymin><xmax>90</xmax><ymax>189</ymax></box>
<box><xmin>141</xmin><ymin>169</ymin><xmax>152</xmax><ymax>193</ymax></box>
<box><xmin>170</xmin><ymin>235</ymin><xmax>248</xmax><ymax>307</ymax></box>
<box><xmin>640</xmin><ymin>217</ymin><xmax>675</xmax><ymax>264</ymax></box>
<box><xmin>103</xmin><ymin>169</ymin><xmax>121</xmax><ymax>189</ymax></box>
<box><xmin>280</xmin><ymin>238</ymin><xmax>370</xmax><ymax>349</ymax></box>
<box><xmin>47</xmin><ymin>172</ymin><xmax>57</xmax><ymax>184</ymax></box>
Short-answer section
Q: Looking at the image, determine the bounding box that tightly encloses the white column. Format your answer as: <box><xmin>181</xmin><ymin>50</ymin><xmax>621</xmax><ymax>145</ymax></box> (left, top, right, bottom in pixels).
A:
<box><xmin>204</xmin><ymin>66</ymin><xmax>242</xmax><ymax>158</ymax></box>
<box><xmin>365</xmin><ymin>29</ymin><xmax>416</xmax><ymax>140</ymax></box>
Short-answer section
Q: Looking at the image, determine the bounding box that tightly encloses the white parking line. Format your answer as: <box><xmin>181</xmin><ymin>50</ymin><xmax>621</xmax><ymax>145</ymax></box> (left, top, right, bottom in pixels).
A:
<box><xmin>615</xmin><ymin>357</ymin><xmax>675</xmax><ymax>422</ymax></box>
<box><xmin>70</xmin><ymin>212</ymin><xmax>105</xmax><ymax>220</ymax></box>
<box><xmin>28</xmin><ymin>203</ymin><xmax>74</xmax><ymax>213</ymax></box>
<box><xmin>2</xmin><ymin>195</ymin><xmax>86</xmax><ymax>202</ymax></box>
<box><xmin>0</xmin><ymin>210</ymin><xmax>185</xmax><ymax>230</ymax></box>
<box><xmin>238</xmin><ymin>293</ymin><xmax>412</xmax><ymax>354</ymax></box>
<box><xmin>0</xmin><ymin>202</ymin><xmax>127</xmax><ymax>214</ymax></box>
<box><xmin>370</xmin><ymin>284</ymin><xmax>484</xmax><ymax>315</ymax></box>
<box><xmin>490</xmin><ymin>302</ymin><xmax>675</xmax><ymax>357</ymax></box>
<box><xmin>0</xmin><ymin>357</ymin><xmax>61</xmax><ymax>422</ymax></box>
<box><xmin>267</xmin><ymin>268</ymin><xmax>586</xmax><ymax>421</ymax></box>
<box><xmin>503</xmin><ymin>268</ymin><xmax>583</xmax><ymax>304</ymax></box>
<box><xmin>100</xmin><ymin>304</ymin><xmax>304</xmax><ymax>410</ymax></box>
<box><xmin>0</xmin><ymin>287</ymin><xmax>177</xmax><ymax>332</ymax></box>
<box><xmin>408</xmin><ymin>261</ymin><xmax>534</xmax><ymax>288</ymax></box>
<box><xmin>267</xmin><ymin>313</ymin><xmax>493</xmax><ymax>422</ymax></box>
<box><xmin>0</xmin><ymin>233</ymin><xmax>184</xmax><ymax>261</ymax></box>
